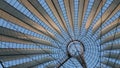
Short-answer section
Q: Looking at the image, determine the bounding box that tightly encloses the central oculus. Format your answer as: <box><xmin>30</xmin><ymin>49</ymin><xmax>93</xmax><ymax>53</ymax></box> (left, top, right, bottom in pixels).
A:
<box><xmin>67</xmin><ymin>41</ymin><xmax>84</xmax><ymax>57</ymax></box>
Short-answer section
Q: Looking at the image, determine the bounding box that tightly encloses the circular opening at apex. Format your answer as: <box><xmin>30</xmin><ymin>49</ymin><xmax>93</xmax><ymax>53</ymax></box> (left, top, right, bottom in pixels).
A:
<box><xmin>67</xmin><ymin>40</ymin><xmax>85</xmax><ymax>57</ymax></box>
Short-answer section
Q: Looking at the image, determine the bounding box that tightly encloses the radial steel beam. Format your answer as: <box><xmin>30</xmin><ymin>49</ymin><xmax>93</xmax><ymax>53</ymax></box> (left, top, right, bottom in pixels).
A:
<box><xmin>102</xmin><ymin>44</ymin><xmax>120</xmax><ymax>50</ymax></box>
<box><xmin>10</xmin><ymin>57</ymin><xmax>53</xmax><ymax>68</ymax></box>
<box><xmin>0</xmin><ymin>54</ymin><xmax>41</xmax><ymax>62</ymax></box>
<box><xmin>82</xmin><ymin>0</ymin><xmax>89</xmax><ymax>21</ymax></box>
<box><xmin>69</xmin><ymin>0</ymin><xmax>74</xmax><ymax>30</ymax></box>
<box><xmin>78</xmin><ymin>0</ymin><xmax>85</xmax><ymax>30</ymax></box>
<box><xmin>81</xmin><ymin>0</ymin><xmax>89</xmax><ymax>27</ymax></box>
<box><xmin>101</xmin><ymin>32</ymin><xmax>120</xmax><ymax>44</ymax></box>
<box><xmin>85</xmin><ymin>0</ymin><xmax>101</xmax><ymax>30</ymax></box>
<box><xmin>20</xmin><ymin>0</ymin><xmax>61</xmax><ymax>34</ymax></box>
<box><xmin>0</xmin><ymin>27</ymin><xmax>52</xmax><ymax>46</ymax></box>
<box><xmin>99</xmin><ymin>18</ymin><xmax>120</xmax><ymax>38</ymax></box>
<box><xmin>103</xmin><ymin>53</ymin><xmax>120</xmax><ymax>60</ymax></box>
<box><xmin>0</xmin><ymin>10</ymin><xmax>42</xmax><ymax>36</ymax></box>
<box><xmin>27</xmin><ymin>0</ymin><xmax>61</xmax><ymax>34</ymax></box>
<box><xmin>87</xmin><ymin>0</ymin><xmax>106</xmax><ymax>30</ymax></box>
<box><xmin>19</xmin><ymin>0</ymin><xmax>53</xmax><ymax>29</ymax></box>
<box><xmin>93</xmin><ymin>0</ymin><xmax>120</xmax><ymax>33</ymax></box>
<box><xmin>0</xmin><ymin>35</ymin><xmax>32</xmax><ymax>44</ymax></box>
<box><xmin>0</xmin><ymin>0</ymin><xmax>47</xmax><ymax>34</ymax></box>
<box><xmin>45</xmin><ymin>0</ymin><xmax>67</xmax><ymax>32</ymax></box>
<box><xmin>64</xmin><ymin>0</ymin><xmax>74</xmax><ymax>30</ymax></box>
<box><xmin>101</xmin><ymin>60</ymin><xmax>120</xmax><ymax>68</ymax></box>
<box><xmin>79</xmin><ymin>0</ymin><xmax>88</xmax><ymax>33</ymax></box>
<box><xmin>0</xmin><ymin>0</ymin><xmax>56</xmax><ymax>40</ymax></box>
<box><xmin>51</xmin><ymin>0</ymin><xmax>68</xmax><ymax>32</ymax></box>
<box><xmin>0</xmin><ymin>48</ymin><xmax>52</xmax><ymax>56</ymax></box>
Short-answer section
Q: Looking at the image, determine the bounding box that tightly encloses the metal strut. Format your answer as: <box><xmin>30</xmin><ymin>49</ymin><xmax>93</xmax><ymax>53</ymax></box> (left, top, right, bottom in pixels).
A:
<box><xmin>57</xmin><ymin>57</ymin><xmax>71</xmax><ymax>68</ymax></box>
<box><xmin>76</xmin><ymin>55</ymin><xmax>87</xmax><ymax>68</ymax></box>
<box><xmin>0</xmin><ymin>61</ymin><xmax>5</xmax><ymax>68</ymax></box>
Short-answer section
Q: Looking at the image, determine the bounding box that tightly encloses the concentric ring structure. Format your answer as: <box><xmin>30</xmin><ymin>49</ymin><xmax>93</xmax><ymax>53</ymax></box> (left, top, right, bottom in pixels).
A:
<box><xmin>0</xmin><ymin>0</ymin><xmax>120</xmax><ymax>68</ymax></box>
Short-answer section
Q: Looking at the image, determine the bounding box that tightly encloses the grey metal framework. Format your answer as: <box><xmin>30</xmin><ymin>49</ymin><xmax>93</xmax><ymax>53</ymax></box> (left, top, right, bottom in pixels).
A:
<box><xmin>0</xmin><ymin>0</ymin><xmax>120</xmax><ymax>68</ymax></box>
